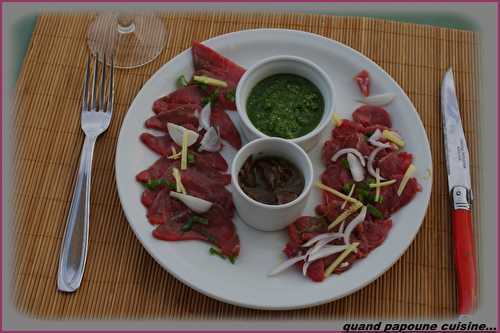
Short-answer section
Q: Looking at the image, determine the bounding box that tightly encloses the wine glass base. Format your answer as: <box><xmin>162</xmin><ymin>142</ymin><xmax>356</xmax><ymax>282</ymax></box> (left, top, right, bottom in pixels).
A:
<box><xmin>87</xmin><ymin>14</ymin><xmax>168</xmax><ymax>69</ymax></box>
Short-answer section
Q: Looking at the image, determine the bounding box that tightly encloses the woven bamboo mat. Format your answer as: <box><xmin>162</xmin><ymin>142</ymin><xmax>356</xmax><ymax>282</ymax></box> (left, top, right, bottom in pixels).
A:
<box><xmin>12</xmin><ymin>12</ymin><xmax>480</xmax><ymax>319</ymax></box>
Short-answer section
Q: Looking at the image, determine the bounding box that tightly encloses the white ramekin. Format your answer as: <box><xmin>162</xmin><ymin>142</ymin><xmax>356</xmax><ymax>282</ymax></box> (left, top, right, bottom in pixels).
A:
<box><xmin>231</xmin><ymin>137</ymin><xmax>314</xmax><ymax>232</ymax></box>
<box><xmin>235</xmin><ymin>55</ymin><xmax>335</xmax><ymax>151</ymax></box>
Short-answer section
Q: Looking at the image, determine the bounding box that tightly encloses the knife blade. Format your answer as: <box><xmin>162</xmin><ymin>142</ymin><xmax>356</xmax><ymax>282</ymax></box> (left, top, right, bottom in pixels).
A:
<box><xmin>440</xmin><ymin>68</ymin><xmax>476</xmax><ymax>315</ymax></box>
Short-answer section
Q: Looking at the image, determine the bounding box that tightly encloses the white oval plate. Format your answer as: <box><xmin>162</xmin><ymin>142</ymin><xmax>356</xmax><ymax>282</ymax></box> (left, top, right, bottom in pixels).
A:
<box><xmin>115</xmin><ymin>29</ymin><xmax>432</xmax><ymax>310</ymax></box>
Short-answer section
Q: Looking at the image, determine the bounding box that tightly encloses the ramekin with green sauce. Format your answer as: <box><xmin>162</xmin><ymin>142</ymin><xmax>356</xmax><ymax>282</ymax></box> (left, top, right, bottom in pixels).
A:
<box><xmin>235</xmin><ymin>55</ymin><xmax>335</xmax><ymax>151</ymax></box>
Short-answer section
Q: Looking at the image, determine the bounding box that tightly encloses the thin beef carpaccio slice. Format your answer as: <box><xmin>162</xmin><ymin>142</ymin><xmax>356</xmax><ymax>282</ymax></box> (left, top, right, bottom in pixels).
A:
<box><xmin>352</xmin><ymin>105</ymin><xmax>392</xmax><ymax>128</ymax></box>
<box><xmin>146</xmin><ymin>187</ymin><xmax>189</xmax><ymax>225</ymax></box>
<box><xmin>322</xmin><ymin>120</ymin><xmax>372</xmax><ymax>163</ymax></box>
<box><xmin>376</xmin><ymin>151</ymin><xmax>413</xmax><ymax>179</ymax></box>
<box><xmin>191</xmin><ymin>40</ymin><xmax>245</xmax><ymax>111</ymax></box>
<box><xmin>374</xmin><ymin>176</ymin><xmax>421</xmax><ymax>218</ymax></box>
<box><xmin>152</xmin><ymin>86</ymin><xmax>203</xmax><ymax>114</ymax></box>
<box><xmin>354</xmin><ymin>70</ymin><xmax>370</xmax><ymax>97</ymax></box>
<box><xmin>136</xmin><ymin>156</ymin><xmax>232</xmax><ymax>212</ymax></box>
<box><xmin>153</xmin><ymin>204</ymin><xmax>240</xmax><ymax>257</ymax></box>
<box><xmin>321</xmin><ymin>160</ymin><xmax>353</xmax><ymax>192</ymax></box>
<box><xmin>351</xmin><ymin>217</ymin><xmax>393</xmax><ymax>256</ymax></box>
<box><xmin>145</xmin><ymin>104</ymin><xmax>200</xmax><ymax>130</ymax></box>
<box><xmin>211</xmin><ymin>103</ymin><xmax>242</xmax><ymax>149</ymax></box>
<box><xmin>285</xmin><ymin>216</ymin><xmax>329</xmax><ymax>282</ymax></box>
<box><xmin>140</xmin><ymin>133</ymin><xmax>228</xmax><ymax>172</ymax></box>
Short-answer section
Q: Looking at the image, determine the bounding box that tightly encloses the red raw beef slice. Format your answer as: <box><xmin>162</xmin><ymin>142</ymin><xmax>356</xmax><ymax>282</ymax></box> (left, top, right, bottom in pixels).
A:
<box><xmin>376</xmin><ymin>151</ymin><xmax>413</xmax><ymax>179</ymax></box>
<box><xmin>211</xmin><ymin>103</ymin><xmax>241</xmax><ymax>149</ymax></box>
<box><xmin>153</xmin><ymin>204</ymin><xmax>240</xmax><ymax>257</ymax></box>
<box><xmin>140</xmin><ymin>133</ymin><xmax>179</xmax><ymax>156</ymax></box>
<box><xmin>353</xmin><ymin>105</ymin><xmax>392</xmax><ymax>128</ymax></box>
<box><xmin>153</xmin><ymin>86</ymin><xmax>203</xmax><ymax>114</ymax></box>
<box><xmin>146</xmin><ymin>104</ymin><xmax>200</xmax><ymax>130</ymax></box>
<box><xmin>192</xmin><ymin>41</ymin><xmax>245</xmax><ymax>86</ymax></box>
<box><xmin>140</xmin><ymin>133</ymin><xmax>228</xmax><ymax>172</ymax></box>
<box><xmin>146</xmin><ymin>188</ymin><xmax>189</xmax><ymax>225</ymax></box>
<box><xmin>321</xmin><ymin>161</ymin><xmax>354</xmax><ymax>192</ymax></box>
<box><xmin>192</xmin><ymin>41</ymin><xmax>245</xmax><ymax>110</ymax></box>
<box><xmin>352</xmin><ymin>218</ymin><xmax>392</xmax><ymax>256</ymax></box>
<box><xmin>354</xmin><ymin>70</ymin><xmax>370</xmax><ymax>97</ymax></box>
<box><xmin>374</xmin><ymin>176</ymin><xmax>421</xmax><ymax>217</ymax></box>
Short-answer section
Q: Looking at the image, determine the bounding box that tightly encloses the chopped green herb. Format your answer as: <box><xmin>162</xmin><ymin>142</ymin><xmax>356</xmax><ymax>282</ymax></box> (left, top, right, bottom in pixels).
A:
<box><xmin>209</xmin><ymin>247</ymin><xmax>237</xmax><ymax>264</ymax></box>
<box><xmin>365</xmin><ymin>131</ymin><xmax>374</xmax><ymax>138</ymax></box>
<box><xmin>198</xmin><ymin>228</ymin><xmax>217</xmax><ymax>242</ymax></box>
<box><xmin>357</xmin><ymin>181</ymin><xmax>370</xmax><ymax>191</ymax></box>
<box><xmin>190</xmin><ymin>216</ymin><xmax>208</xmax><ymax>225</ymax></box>
<box><xmin>367</xmin><ymin>204</ymin><xmax>384</xmax><ymax>219</ymax></box>
<box><xmin>377</xmin><ymin>195</ymin><xmax>384</xmax><ymax>204</ymax></box>
<box><xmin>224</xmin><ymin>89</ymin><xmax>235</xmax><ymax>102</ymax></box>
<box><xmin>181</xmin><ymin>219</ymin><xmax>194</xmax><ymax>232</ymax></box>
<box><xmin>176</xmin><ymin>75</ymin><xmax>189</xmax><ymax>88</ymax></box>
<box><xmin>342</xmin><ymin>182</ymin><xmax>353</xmax><ymax>194</ymax></box>
<box><xmin>340</xmin><ymin>158</ymin><xmax>349</xmax><ymax>170</ymax></box>
<box><xmin>196</xmin><ymin>81</ymin><xmax>209</xmax><ymax>91</ymax></box>
<box><xmin>144</xmin><ymin>178</ymin><xmax>167</xmax><ymax>190</ymax></box>
<box><xmin>201</xmin><ymin>88</ymin><xmax>220</xmax><ymax>106</ymax></box>
<box><xmin>187</xmin><ymin>153</ymin><xmax>195</xmax><ymax>164</ymax></box>
<box><xmin>209</xmin><ymin>247</ymin><xmax>226</xmax><ymax>259</ymax></box>
<box><xmin>167</xmin><ymin>182</ymin><xmax>176</xmax><ymax>190</ymax></box>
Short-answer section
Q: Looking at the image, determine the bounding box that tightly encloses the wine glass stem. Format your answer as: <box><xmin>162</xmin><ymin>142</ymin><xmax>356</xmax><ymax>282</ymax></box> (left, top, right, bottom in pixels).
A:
<box><xmin>117</xmin><ymin>15</ymin><xmax>135</xmax><ymax>34</ymax></box>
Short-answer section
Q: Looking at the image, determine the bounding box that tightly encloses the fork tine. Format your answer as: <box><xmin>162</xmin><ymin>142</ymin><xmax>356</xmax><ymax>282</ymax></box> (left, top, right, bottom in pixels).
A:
<box><xmin>107</xmin><ymin>54</ymin><xmax>114</xmax><ymax>114</ymax></box>
<box><xmin>91</xmin><ymin>53</ymin><xmax>99</xmax><ymax>110</ymax></box>
<box><xmin>99</xmin><ymin>53</ymin><xmax>106</xmax><ymax>111</ymax></box>
<box><xmin>82</xmin><ymin>54</ymin><xmax>91</xmax><ymax>111</ymax></box>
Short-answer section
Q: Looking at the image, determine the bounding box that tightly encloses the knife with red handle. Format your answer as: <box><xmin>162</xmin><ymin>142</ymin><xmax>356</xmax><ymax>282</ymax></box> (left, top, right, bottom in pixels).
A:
<box><xmin>441</xmin><ymin>69</ymin><xmax>476</xmax><ymax>315</ymax></box>
<box><xmin>451</xmin><ymin>186</ymin><xmax>476</xmax><ymax>315</ymax></box>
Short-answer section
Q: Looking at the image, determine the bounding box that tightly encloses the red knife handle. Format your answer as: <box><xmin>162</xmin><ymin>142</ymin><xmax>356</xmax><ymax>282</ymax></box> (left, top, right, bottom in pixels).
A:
<box><xmin>452</xmin><ymin>208</ymin><xmax>476</xmax><ymax>315</ymax></box>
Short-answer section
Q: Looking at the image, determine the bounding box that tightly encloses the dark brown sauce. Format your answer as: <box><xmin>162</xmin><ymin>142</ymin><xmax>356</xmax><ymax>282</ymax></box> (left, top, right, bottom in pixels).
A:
<box><xmin>238</xmin><ymin>155</ymin><xmax>305</xmax><ymax>205</ymax></box>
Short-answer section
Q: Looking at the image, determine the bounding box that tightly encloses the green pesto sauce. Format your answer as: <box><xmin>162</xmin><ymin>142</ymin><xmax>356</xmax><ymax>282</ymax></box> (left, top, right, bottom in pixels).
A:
<box><xmin>246</xmin><ymin>74</ymin><xmax>324</xmax><ymax>139</ymax></box>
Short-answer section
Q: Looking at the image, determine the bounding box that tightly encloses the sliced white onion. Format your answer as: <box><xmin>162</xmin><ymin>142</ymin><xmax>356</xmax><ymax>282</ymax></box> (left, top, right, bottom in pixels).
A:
<box><xmin>339</xmin><ymin>220</ymin><xmax>346</xmax><ymax>233</ymax></box>
<box><xmin>308</xmin><ymin>245</ymin><xmax>349</xmax><ymax>262</ymax></box>
<box><xmin>198</xmin><ymin>103</ymin><xmax>212</xmax><ymax>131</ymax></box>
<box><xmin>368</xmin><ymin>129</ymin><xmax>392</xmax><ymax>149</ymax></box>
<box><xmin>331</xmin><ymin>148</ymin><xmax>366</xmax><ymax>167</ymax></box>
<box><xmin>268</xmin><ymin>255</ymin><xmax>306</xmax><ymax>276</ymax></box>
<box><xmin>167</xmin><ymin>122</ymin><xmax>199</xmax><ymax>146</ymax></box>
<box><xmin>301</xmin><ymin>232</ymin><xmax>343</xmax><ymax>248</ymax></box>
<box><xmin>343</xmin><ymin>205</ymin><xmax>367</xmax><ymax>245</ymax></box>
<box><xmin>302</xmin><ymin>234</ymin><xmax>344</xmax><ymax>275</ymax></box>
<box><xmin>367</xmin><ymin>146</ymin><xmax>387</xmax><ymax>180</ymax></box>
<box><xmin>347</xmin><ymin>153</ymin><xmax>365</xmax><ymax>182</ymax></box>
<box><xmin>198</xmin><ymin>126</ymin><xmax>222</xmax><ymax>152</ymax></box>
<box><xmin>169</xmin><ymin>191</ymin><xmax>213</xmax><ymax>214</ymax></box>
<box><xmin>375</xmin><ymin>168</ymin><xmax>381</xmax><ymax>203</ymax></box>
<box><xmin>357</xmin><ymin>93</ymin><xmax>396</xmax><ymax>107</ymax></box>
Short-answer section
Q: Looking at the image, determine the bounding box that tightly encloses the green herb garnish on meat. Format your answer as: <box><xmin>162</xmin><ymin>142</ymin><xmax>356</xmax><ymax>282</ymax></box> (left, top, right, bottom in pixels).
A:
<box><xmin>224</xmin><ymin>89</ymin><xmax>235</xmax><ymax>102</ymax></box>
<box><xmin>187</xmin><ymin>153</ymin><xmax>196</xmax><ymax>165</ymax></box>
<box><xmin>367</xmin><ymin>204</ymin><xmax>384</xmax><ymax>219</ymax></box>
<box><xmin>181</xmin><ymin>219</ymin><xmax>194</xmax><ymax>232</ymax></box>
<box><xmin>201</xmin><ymin>88</ymin><xmax>220</xmax><ymax>106</ymax></box>
<box><xmin>340</xmin><ymin>158</ymin><xmax>350</xmax><ymax>170</ymax></box>
<box><xmin>181</xmin><ymin>216</ymin><xmax>209</xmax><ymax>232</ymax></box>
<box><xmin>177</xmin><ymin>75</ymin><xmax>189</xmax><ymax>88</ymax></box>
<box><xmin>342</xmin><ymin>182</ymin><xmax>353</xmax><ymax>194</ymax></box>
<box><xmin>144</xmin><ymin>178</ymin><xmax>175</xmax><ymax>191</ymax></box>
<box><xmin>209</xmin><ymin>247</ymin><xmax>236</xmax><ymax>264</ymax></box>
<box><xmin>198</xmin><ymin>228</ymin><xmax>217</xmax><ymax>242</ymax></box>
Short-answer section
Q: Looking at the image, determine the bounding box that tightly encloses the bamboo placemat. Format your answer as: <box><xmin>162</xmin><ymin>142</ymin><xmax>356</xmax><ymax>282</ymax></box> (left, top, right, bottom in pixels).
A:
<box><xmin>12</xmin><ymin>12</ymin><xmax>480</xmax><ymax>319</ymax></box>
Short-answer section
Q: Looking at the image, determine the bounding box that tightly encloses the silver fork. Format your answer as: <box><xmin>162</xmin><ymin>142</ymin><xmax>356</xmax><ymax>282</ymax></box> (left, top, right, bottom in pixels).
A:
<box><xmin>57</xmin><ymin>54</ymin><xmax>114</xmax><ymax>292</ymax></box>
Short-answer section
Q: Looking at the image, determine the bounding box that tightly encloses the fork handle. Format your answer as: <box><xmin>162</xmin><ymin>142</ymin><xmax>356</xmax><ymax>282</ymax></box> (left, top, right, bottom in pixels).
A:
<box><xmin>57</xmin><ymin>136</ymin><xmax>96</xmax><ymax>292</ymax></box>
